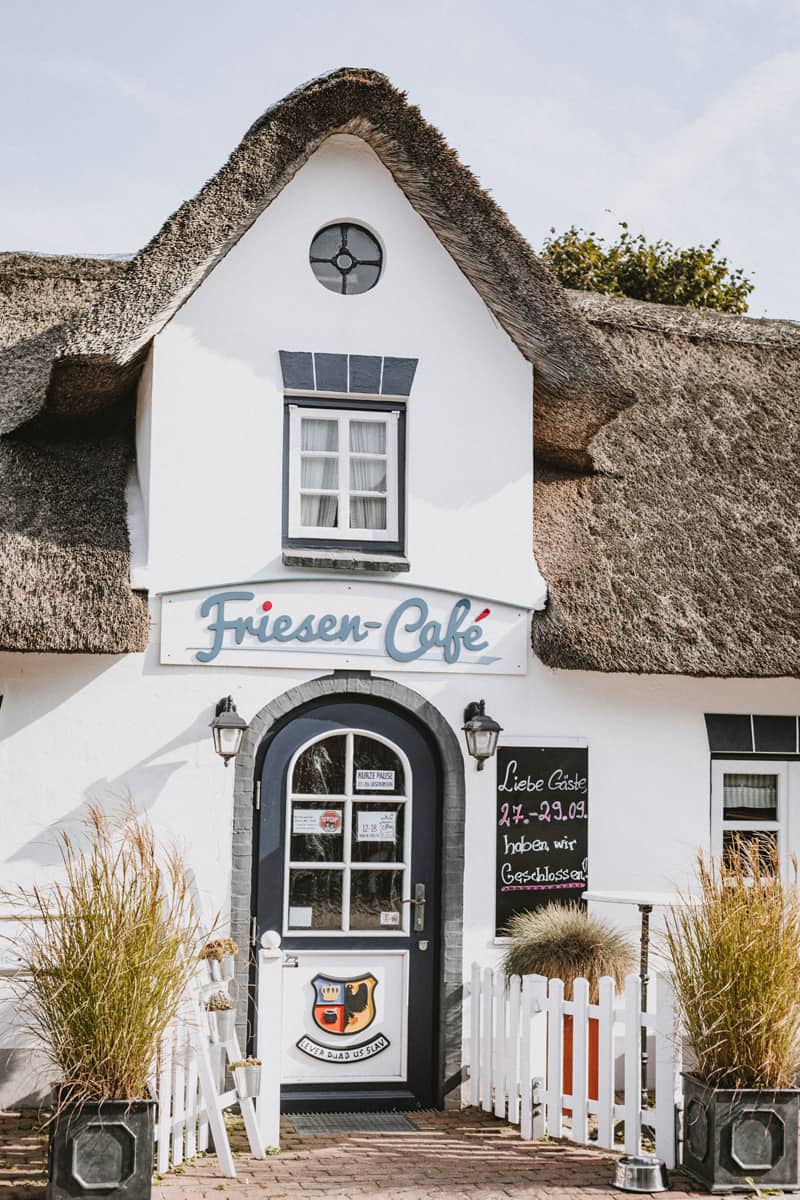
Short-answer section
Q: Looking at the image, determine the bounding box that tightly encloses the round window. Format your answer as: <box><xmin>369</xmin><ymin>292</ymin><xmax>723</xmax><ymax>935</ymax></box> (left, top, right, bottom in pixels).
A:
<box><xmin>309</xmin><ymin>223</ymin><xmax>383</xmax><ymax>295</ymax></box>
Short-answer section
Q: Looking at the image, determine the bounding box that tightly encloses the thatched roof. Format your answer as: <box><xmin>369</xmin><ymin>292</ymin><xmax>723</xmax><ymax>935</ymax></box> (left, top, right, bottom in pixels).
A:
<box><xmin>532</xmin><ymin>291</ymin><xmax>800</xmax><ymax>676</ymax></box>
<box><xmin>0</xmin><ymin>253</ymin><xmax>149</xmax><ymax>653</ymax></box>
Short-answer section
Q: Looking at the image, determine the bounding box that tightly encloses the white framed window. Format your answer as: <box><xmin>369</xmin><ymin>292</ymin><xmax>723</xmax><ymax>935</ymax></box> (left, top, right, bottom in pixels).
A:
<box><xmin>286</xmin><ymin>405</ymin><xmax>400</xmax><ymax>544</ymax></box>
<box><xmin>711</xmin><ymin>759</ymin><xmax>789</xmax><ymax>874</ymax></box>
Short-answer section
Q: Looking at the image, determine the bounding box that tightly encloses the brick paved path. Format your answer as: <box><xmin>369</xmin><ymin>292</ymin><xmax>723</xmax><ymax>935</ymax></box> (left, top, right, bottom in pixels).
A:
<box><xmin>0</xmin><ymin>1107</ymin><xmax>705</xmax><ymax>1199</ymax></box>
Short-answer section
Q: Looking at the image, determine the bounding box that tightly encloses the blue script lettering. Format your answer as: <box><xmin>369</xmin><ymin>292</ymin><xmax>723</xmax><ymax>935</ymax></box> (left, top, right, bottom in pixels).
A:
<box><xmin>384</xmin><ymin>596</ymin><xmax>488</xmax><ymax>664</ymax></box>
<box><xmin>194</xmin><ymin>591</ymin><xmax>490</xmax><ymax>665</ymax></box>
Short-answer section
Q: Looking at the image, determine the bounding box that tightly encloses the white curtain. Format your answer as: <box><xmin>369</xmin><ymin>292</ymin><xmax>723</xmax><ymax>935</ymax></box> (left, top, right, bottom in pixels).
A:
<box><xmin>349</xmin><ymin>421</ymin><xmax>387</xmax><ymax>530</ymax></box>
<box><xmin>723</xmin><ymin>773</ymin><xmax>777</xmax><ymax>813</ymax></box>
<box><xmin>300</xmin><ymin>418</ymin><xmax>339</xmax><ymax>527</ymax></box>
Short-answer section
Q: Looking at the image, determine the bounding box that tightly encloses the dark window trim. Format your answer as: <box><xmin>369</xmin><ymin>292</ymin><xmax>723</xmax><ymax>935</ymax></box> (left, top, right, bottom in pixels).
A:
<box><xmin>282</xmin><ymin>396</ymin><xmax>407</xmax><ymax>555</ymax></box>
<box><xmin>712</xmin><ymin>752</ymin><xmax>800</xmax><ymax>762</ymax></box>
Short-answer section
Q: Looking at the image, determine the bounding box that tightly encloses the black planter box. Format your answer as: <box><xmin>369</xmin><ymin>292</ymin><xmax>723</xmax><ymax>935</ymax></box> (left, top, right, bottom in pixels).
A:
<box><xmin>47</xmin><ymin>1099</ymin><xmax>155</xmax><ymax>1200</ymax></box>
<box><xmin>682</xmin><ymin>1072</ymin><xmax>800</xmax><ymax>1193</ymax></box>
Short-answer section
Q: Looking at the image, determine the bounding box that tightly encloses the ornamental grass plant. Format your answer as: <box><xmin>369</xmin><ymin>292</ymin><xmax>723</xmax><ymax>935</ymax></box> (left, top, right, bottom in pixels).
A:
<box><xmin>3</xmin><ymin>804</ymin><xmax>201</xmax><ymax>1111</ymax></box>
<box><xmin>501</xmin><ymin>902</ymin><xmax>635</xmax><ymax>1000</ymax></box>
<box><xmin>666</xmin><ymin>839</ymin><xmax>800</xmax><ymax>1091</ymax></box>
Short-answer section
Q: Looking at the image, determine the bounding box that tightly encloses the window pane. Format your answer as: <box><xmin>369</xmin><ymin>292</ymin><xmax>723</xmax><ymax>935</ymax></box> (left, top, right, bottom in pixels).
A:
<box><xmin>288</xmin><ymin>869</ymin><xmax>343</xmax><ymax>930</ymax></box>
<box><xmin>723</xmin><ymin>773</ymin><xmax>778</xmax><ymax>822</ymax></box>
<box><xmin>350</xmin><ymin>421</ymin><xmax>386</xmax><ymax>454</ymax></box>
<box><xmin>301</xmin><ymin>418</ymin><xmax>338</xmax><ymax>452</ymax></box>
<box><xmin>290</xmin><ymin>801</ymin><xmax>344</xmax><ymax>862</ymax></box>
<box><xmin>301</xmin><ymin>494</ymin><xmax>339</xmax><ymax>528</ymax></box>
<box><xmin>345</xmin><ymin>226</ymin><xmax>381</xmax><ymax>261</ymax></box>
<box><xmin>344</xmin><ymin>262</ymin><xmax>380</xmax><ymax>293</ymax></box>
<box><xmin>350</xmin><ymin>497</ymin><xmax>386</xmax><ymax>530</ymax></box>
<box><xmin>352</xmin><ymin>803</ymin><xmax>405</xmax><ymax>863</ymax></box>
<box><xmin>722</xmin><ymin>830</ymin><xmax>778</xmax><ymax>873</ymax></box>
<box><xmin>350</xmin><ymin>870</ymin><xmax>404</xmax><ymax>931</ymax></box>
<box><xmin>293</xmin><ymin>736</ymin><xmax>346</xmax><ymax>794</ymax></box>
<box><xmin>310</xmin><ymin>225</ymin><xmax>343</xmax><ymax>259</ymax></box>
<box><xmin>301</xmin><ymin>456</ymin><xmax>338</xmax><ymax>489</ymax></box>
<box><xmin>350</xmin><ymin>458</ymin><xmax>386</xmax><ymax>493</ymax></box>
<box><xmin>353</xmin><ymin>736</ymin><xmax>405</xmax><ymax>794</ymax></box>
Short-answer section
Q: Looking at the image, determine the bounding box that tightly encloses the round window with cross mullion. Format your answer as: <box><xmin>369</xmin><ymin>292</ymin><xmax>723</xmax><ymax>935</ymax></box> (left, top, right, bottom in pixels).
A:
<box><xmin>309</xmin><ymin>223</ymin><xmax>383</xmax><ymax>295</ymax></box>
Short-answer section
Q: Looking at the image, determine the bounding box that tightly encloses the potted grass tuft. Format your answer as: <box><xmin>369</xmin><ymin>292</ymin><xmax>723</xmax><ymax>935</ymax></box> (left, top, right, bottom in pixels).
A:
<box><xmin>501</xmin><ymin>902</ymin><xmax>634</xmax><ymax>1101</ymax></box>
<box><xmin>230</xmin><ymin>1058</ymin><xmax>262</xmax><ymax>1099</ymax></box>
<box><xmin>666</xmin><ymin>839</ymin><xmax>800</xmax><ymax>1193</ymax></box>
<box><xmin>4</xmin><ymin>805</ymin><xmax>200</xmax><ymax>1200</ymax></box>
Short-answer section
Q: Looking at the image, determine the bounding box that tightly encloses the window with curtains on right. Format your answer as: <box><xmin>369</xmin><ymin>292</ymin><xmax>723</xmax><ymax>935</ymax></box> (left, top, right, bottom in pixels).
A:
<box><xmin>284</xmin><ymin>402</ymin><xmax>404</xmax><ymax>551</ymax></box>
<box><xmin>711</xmin><ymin>759</ymin><xmax>788</xmax><ymax>874</ymax></box>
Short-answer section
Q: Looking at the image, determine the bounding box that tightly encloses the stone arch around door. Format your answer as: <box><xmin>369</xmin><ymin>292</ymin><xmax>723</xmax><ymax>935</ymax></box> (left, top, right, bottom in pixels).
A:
<box><xmin>230</xmin><ymin>671</ymin><xmax>466</xmax><ymax>1106</ymax></box>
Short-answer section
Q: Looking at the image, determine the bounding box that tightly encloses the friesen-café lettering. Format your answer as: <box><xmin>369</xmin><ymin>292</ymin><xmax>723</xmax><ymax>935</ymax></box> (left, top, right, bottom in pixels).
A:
<box><xmin>195</xmin><ymin>590</ymin><xmax>490</xmax><ymax>666</ymax></box>
<box><xmin>495</xmin><ymin>746</ymin><xmax>589</xmax><ymax>936</ymax></box>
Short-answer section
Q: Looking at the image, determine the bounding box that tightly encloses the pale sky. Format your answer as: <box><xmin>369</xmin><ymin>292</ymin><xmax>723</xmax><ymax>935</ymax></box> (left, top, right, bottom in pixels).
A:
<box><xmin>2</xmin><ymin>0</ymin><xmax>798</xmax><ymax>318</ymax></box>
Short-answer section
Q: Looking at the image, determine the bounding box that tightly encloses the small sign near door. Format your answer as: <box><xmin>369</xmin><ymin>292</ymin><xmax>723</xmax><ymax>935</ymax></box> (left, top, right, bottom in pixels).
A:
<box><xmin>356</xmin><ymin>810</ymin><xmax>397</xmax><ymax>842</ymax></box>
<box><xmin>495</xmin><ymin>746</ymin><xmax>588</xmax><ymax>936</ymax></box>
<box><xmin>355</xmin><ymin>769</ymin><xmax>395</xmax><ymax>790</ymax></box>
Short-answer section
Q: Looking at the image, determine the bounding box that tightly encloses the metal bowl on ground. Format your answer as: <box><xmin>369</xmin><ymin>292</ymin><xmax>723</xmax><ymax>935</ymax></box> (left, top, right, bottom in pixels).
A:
<box><xmin>613</xmin><ymin>1154</ymin><xmax>670</xmax><ymax>1193</ymax></box>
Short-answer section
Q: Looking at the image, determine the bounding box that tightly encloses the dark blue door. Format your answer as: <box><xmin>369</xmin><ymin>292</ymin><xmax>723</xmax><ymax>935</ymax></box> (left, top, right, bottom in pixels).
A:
<box><xmin>254</xmin><ymin>698</ymin><xmax>441</xmax><ymax>1110</ymax></box>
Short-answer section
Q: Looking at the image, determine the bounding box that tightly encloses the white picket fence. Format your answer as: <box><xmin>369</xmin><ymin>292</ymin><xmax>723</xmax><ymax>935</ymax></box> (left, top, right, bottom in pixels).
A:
<box><xmin>466</xmin><ymin>966</ymin><xmax>681</xmax><ymax>1168</ymax></box>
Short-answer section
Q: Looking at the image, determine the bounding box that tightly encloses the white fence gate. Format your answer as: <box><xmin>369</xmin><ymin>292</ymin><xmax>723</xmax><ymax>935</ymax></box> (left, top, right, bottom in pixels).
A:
<box><xmin>466</xmin><ymin>966</ymin><xmax>681</xmax><ymax>1168</ymax></box>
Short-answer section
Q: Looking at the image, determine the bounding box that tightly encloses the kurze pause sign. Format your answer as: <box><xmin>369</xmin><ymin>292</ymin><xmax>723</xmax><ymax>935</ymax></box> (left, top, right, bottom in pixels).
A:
<box><xmin>495</xmin><ymin>746</ymin><xmax>589</xmax><ymax>937</ymax></box>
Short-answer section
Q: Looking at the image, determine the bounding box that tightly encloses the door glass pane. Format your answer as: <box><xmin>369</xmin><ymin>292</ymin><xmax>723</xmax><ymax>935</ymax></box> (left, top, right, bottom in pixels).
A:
<box><xmin>353</xmin><ymin>736</ymin><xmax>405</xmax><ymax>795</ymax></box>
<box><xmin>288</xmin><ymin>869</ymin><xmax>343</xmax><ymax>930</ymax></box>
<box><xmin>301</xmin><ymin>418</ymin><xmax>338</xmax><ymax>451</ymax></box>
<box><xmin>723</xmin><ymin>773</ymin><xmax>778</xmax><ymax>821</ymax></box>
<box><xmin>349</xmin><ymin>421</ymin><xmax>386</xmax><ymax>454</ymax></box>
<box><xmin>290</xmin><ymin>801</ymin><xmax>344</xmax><ymax>862</ymax></box>
<box><xmin>293</xmin><ymin>736</ymin><xmax>346</xmax><ymax>794</ymax></box>
<box><xmin>722</xmin><ymin>829</ymin><xmax>778</xmax><ymax>872</ymax></box>
<box><xmin>351</xmin><ymin>802</ymin><xmax>405</xmax><ymax>863</ymax></box>
<box><xmin>350</xmin><ymin>869</ymin><xmax>404</xmax><ymax>930</ymax></box>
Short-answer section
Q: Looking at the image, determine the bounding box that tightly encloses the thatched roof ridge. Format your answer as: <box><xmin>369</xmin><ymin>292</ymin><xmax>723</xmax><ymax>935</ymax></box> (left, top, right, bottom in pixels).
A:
<box><xmin>62</xmin><ymin>67</ymin><xmax>628</xmax><ymax>469</ymax></box>
<box><xmin>569</xmin><ymin>288</ymin><xmax>800</xmax><ymax>349</ymax></box>
<box><xmin>533</xmin><ymin>291</ymin><xmax>800</xmax><ymax>676</ymax></box>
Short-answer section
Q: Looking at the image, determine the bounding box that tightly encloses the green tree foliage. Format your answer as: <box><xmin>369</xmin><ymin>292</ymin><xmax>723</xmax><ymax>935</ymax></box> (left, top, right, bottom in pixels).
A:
<box><xmin>541</xmin><ymin>222</ymin><xmax>754</xmax><ymax>313</ymax></box>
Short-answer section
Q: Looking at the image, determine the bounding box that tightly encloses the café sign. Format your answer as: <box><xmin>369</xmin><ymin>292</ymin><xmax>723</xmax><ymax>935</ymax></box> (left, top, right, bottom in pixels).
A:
<box><xmin>160</xmin><ymin>580</ymin><xmax>529</xmax><ymax>674</ymax></box>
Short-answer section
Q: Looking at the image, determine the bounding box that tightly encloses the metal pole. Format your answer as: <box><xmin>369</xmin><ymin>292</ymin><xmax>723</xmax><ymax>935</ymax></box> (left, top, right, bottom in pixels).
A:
<box><xmin>639</xmin><ymin>904</ymin><xmax>652</xmax><ymax>1108</ymax></box>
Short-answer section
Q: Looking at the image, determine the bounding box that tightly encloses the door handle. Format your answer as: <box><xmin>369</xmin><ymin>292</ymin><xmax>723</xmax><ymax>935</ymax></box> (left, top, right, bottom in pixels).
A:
<box><xmin>401</xmin><ymin>882</ymin><xmax>426</xmax><ymax>932</ymax></box>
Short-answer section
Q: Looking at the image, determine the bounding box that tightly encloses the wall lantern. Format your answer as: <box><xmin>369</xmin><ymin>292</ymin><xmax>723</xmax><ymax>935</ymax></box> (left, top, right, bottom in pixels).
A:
<box><xmin>210</xmin><ymin>696</ymin><xmax>248</xmax><ymax>767</ymax></box>
<box><xmin>462</xmin><ymin>700</ymin><xmax>502</xmax><ymax>771</ymax></box>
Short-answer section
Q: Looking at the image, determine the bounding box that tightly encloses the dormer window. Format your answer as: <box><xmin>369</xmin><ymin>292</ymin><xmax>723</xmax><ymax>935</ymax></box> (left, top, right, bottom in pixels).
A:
<box><xmin>309</xmin><ymin>224</ymin><xmax>383</xmax><ymax>295</ymax></box>
<box><xmin>285</xmin><ymin>404</ymin><xmax>403</xmax><ymax>549</ymax></box>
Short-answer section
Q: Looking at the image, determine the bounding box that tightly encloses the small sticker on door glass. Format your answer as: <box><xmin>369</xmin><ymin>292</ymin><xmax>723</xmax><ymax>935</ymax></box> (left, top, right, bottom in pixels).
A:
<box><xmin>356</xmin><ymin>810</ymin><xmax>397</xmax><ymax>842</ymax></box>
<box><xmin>289</xmin><ymin>906</ymin><xmax>313</xmax><ymax>927</ymax></box>
<box><xmin>380</xmin><ymin>911</ymin><xmax>400</xmax><ymax>927</ymax></box>
<box><xmin>293</xmin><ymin>808</ymin><xmax>342</xmax><ymax>835</ymax></box>
<box><xmin>356</xmin><ymin>769</ymin><xmax>395</xmax><ymax>791</ymax></box>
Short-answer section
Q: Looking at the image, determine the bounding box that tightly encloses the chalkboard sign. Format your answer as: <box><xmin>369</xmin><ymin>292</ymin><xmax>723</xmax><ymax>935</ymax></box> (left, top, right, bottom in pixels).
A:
<box><xmin>495</xmin><ymin>746</ymin><xmax>588</xmax><ymax>937</ymax></box>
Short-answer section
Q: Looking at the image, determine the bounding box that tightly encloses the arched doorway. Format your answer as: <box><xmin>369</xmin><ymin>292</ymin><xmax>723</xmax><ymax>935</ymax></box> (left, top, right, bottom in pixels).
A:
<box><xmin>230</xmin><ymin>674</ymin><xmax>465</xmax><ymax>1110</ymax></box>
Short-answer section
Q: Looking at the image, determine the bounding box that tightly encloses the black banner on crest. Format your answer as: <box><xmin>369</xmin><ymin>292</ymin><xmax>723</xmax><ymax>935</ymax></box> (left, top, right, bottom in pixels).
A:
<box><xmin>495</xmin><ymin>746</ymin><xmax>588</xmax><ymax>938</ymax></box>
